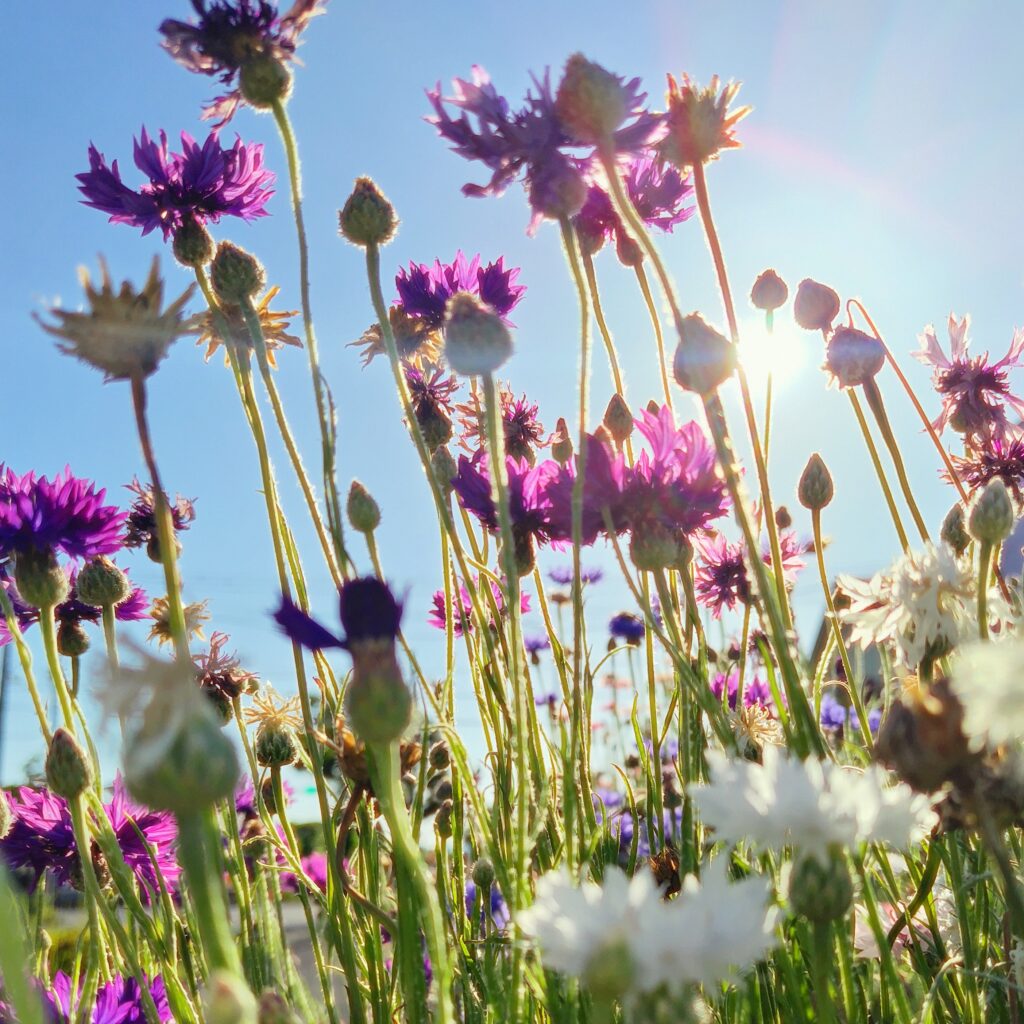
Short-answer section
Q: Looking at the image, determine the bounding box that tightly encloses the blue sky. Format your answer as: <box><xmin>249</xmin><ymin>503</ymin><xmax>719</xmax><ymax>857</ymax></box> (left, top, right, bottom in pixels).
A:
<box><xmin>3</xmin><ymin>2</ymin><xmax>1024</xmax><ymax>787</ymax></box>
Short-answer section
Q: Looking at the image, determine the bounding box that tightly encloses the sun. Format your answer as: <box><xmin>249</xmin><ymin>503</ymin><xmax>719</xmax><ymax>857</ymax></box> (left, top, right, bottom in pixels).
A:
<box><xmin>735</xmin><ymin>315</ymin><xmax>809</xmax><ymax>391</ymax></box>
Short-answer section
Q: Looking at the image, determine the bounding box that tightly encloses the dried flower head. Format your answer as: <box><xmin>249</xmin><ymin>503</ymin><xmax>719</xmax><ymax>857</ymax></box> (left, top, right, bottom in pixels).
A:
<box><xmin>195</xmin><ymin>631</ymin><xmax>259</xmax><ymax>721</ymax></box>
<box><xmin>38</xmin><ymin>258</ymin><xmax>195</xmax><ymax>382</ymax></box>
<box><xmin>192</xmin><ymin>286</ymin><xmax>301</xmax><ymax>366</ymax></box>
<box><xmin>663</xmin><ymin>74</ymin><xmax>751</xmax><ymax>168</ymax></box>
<box><xmin>124</xmin><ymin>478</ymin><xmax>196</xmax><ymax>562</ymax></box>
<box><xmin>244</xmin><ymin>684</ymin><xmax>302</xmax><ymax>733</ymax></box>
<box><xmin>148</xmin><ymin>597</ymin><xmax>210</xmax><ymax>647</ymax></box>
<box><xmin>352</xmin><ymin>306</ymin><xmax>442</xmax><ymax>369</ymax></box>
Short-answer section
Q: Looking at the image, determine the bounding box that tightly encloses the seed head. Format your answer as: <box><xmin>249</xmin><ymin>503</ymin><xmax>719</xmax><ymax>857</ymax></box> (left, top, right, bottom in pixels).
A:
<box><xmin>211</xmin><ymin>241</ymin><xmax>266</xmax><ymax>305</ymax></box>
<box><xmin>793</xmin><ymin>279</ymin><xmax>840</xmax><ymax>332</ymax></box>
<box><xmin>339</xmin><ymin>177</ymin><xmax>398</xmax><ymax>247</ymax></box>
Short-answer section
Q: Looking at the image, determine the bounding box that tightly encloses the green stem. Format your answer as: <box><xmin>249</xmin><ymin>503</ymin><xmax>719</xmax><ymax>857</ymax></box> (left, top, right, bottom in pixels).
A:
<box><xmin>38</xmin><ymin>606</ymin><xmax>75</xmax><ymax>733</ymax></box>
<box><xmin>978</xmin><ymin>540</ymin><xmax>993</xmax><ymax>640</ymax></box>
<box><xmin>810</xmin><ymin>921</ymin><xmax>838</xmax><ymax>1024</ymax></box>
<box><xmin>0</xmin><ymin>587</ymin><xmax>53</xmax><ymax>741</ymax></box>
<box><xmin>975</xmin><ymin>793</ymin><xmax>1024</xmax><ymax>939</ymax></box>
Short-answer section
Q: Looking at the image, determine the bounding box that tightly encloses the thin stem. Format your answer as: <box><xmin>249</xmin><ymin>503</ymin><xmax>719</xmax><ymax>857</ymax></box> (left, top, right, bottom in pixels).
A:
<box><xmin>634</xmin><ymin>262</ymin><xmax>674</xmax><ymax>411</ymax></box>
<box><xmin>811</xmin><ymin>921</ymin><xmax>838</xmax><ymax>1024</ymax></box>
<box><xmin>975</xmin><ymin>793</ymin><xmax>1024</xmax><ymax>939</ymax></box>
<box><xmin>978</xmin><ymin>540</ymin><xmax>993</xmax><ymax>640</ymax></box>
<box><xmin>38</xmin><ymin>607</ymin><xmax>75</xmax><ymax>733</ymax></box>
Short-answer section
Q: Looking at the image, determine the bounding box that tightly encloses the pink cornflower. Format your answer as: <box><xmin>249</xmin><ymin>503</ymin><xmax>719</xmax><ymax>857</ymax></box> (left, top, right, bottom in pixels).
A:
<box><xmin>428</xmin><ymin>577</ymin><xmax>531</xmax><ymax>637</ymax></box>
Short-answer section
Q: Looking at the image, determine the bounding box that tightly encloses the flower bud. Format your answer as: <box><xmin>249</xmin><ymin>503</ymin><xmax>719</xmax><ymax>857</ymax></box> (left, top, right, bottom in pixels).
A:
<box><xmin>787</xmin><ymin>849</ymin><xmax>853</xmax><ymax>924</ymax></box>
<box><xmin>0</xmin><ymin>794</ymin><xmax>11</xmax><ymax>840</ymax></box>
<box><xmin>147</xmin><ymin>533</ymin><xmax>182</xmax><ymax>564</ymax></box>
<box><xmin>430</xmin><ymin>447</ymin><xmax>458</xmax><ymax>499</ymax></box>
<box><xmin>551</xmin><ymin>418</ymin><xmax>574</xmax><ymax>464</ymax></box>
<box><xmin>673</xmin><ymin>313</ymin><xmax>737</xmax><ymax>395</ymax></box>
<box><xmin>345</xmin><ymin>646</ymin><xmax>413</xmax><ymax>744</ymax></box>
<box><xmin>825</xmin><ymin>326</ymin><xmax>885</xmax><ymax>388</ymax></box>
<box><xmin>418</xmin><ymin>405</ymin><xmax>454</xmax><ymax>452</ymax></box>
<box><xmin>14</xmin><ymin>548</ymin><xmax>69</xmax><ymax>609</ymax></box>
<box><xmin>629</xmin><ymin>523</ymin><xmax>688</xmax><ymax>573</ymax></box>
<box><xmin>774</xmin><ymin>505</ymin><xmax>792</xmax><ymax>530</ymax></box>
<box><xmin>204</xmin><ymin>971</ymin><xmax>258</xmax><ymax>1024</ymax></box>
<box><xmin>238</xmin><ymin>53</ymin><xmax>292</xmax><ymax>108</ymax></box>
<box><xmin>941</xmin><ymin>504</ymin><xmax>970</xmax><ymax>556</ymax></box>
<box><xmin>968</xmin><ymin>478</ymin><xmax>1015</xmax><ymax>545</ymax></box>
<box><xmin>57</xmin><ymin>621</ymin><xmax>90</xmax><ymax>658</ymax></box>
<box><xmin>614</xmin><ymin>230</ymin><xmax>643</xmax><ymax>268</ymax></box>
<box><xmin>45</xmin><ymin>728</ymin><xmax>92</xmax><ymax>800</ymax></box>
<box><xmin>798</xmin><ymin>453</ymin><xmax>834</xmax><ymax>511</ymax></box>
<box><xmin>602</xmin><ymin>394</ymin><xmax>634</xmax><ymax>446</ymax></box>
<box><xmin>443</xmin><ymin>293</ymin><xmax>513</xmax><ymax>376</ymax></box>
<box><xmin>428</xmin><ymin>740</ymin><xmax>450</xmax><ymax>772</ymax></box>
<box><xmin>555</xmin><ymin>54</ymin><xmax>627</xmax><ymax>145</ymax></box>
<box><xmin>211</xmin><ymin>242</ymin><xmax>266</xmax><ymax>306</ymax></box>
<box><xmin>257</xmin><ymin>991</ymin><xmax>298</xmax><ymax>1024</ymax></box>
<box><xmin>434</xmin><ymin>798</ymin><xmax>454</xmax><ymax>838</ymax></box>
<box><xmin>172</xmin><ymin>218</ymin><xmax>215</xmax><ymax>269</ymax></box>
<box><xmin>471</xmin><ymin>856</ymin><xmax>495</xmax><ymax>890</ymax></box>
<box><xmin>339</xmin><ymin>178</ymin><xmax>398</xmax><ymax>248</ymax></box>
<box><xmin>582</xmin><ymin>938</ymin><xmax>634</xmax><ymax>1004</ymax></box>
<box><xmin>255</xmin><ymin>724</ymin><xmax>297</xmax><ymax>768</ymax></box>
<box><xmin>76</xmin><ymin>556</ymin><xmax>131</xmax><ymax>608</ymax></box>
<box><xmin>750</xmin><ymin>269</ymin><xmax>788</xmax><ymax>312</ymax></box>
<box><xmin>347</xmin><ymin>480</ymin><xmax>381</xmax><ymax>534</ymax></box>
<box><xmin>527</xmin><ymin>156</ymin><xmax>587</xmax><ymax>220</ymax></box>
<box><xmin>793</xmin><ymin>279</ymin><xmax>840</xmax><ymax>331</ymax></box>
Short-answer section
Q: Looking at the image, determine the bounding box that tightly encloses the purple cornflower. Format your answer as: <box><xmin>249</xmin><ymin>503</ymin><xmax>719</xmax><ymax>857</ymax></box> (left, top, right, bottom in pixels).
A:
<box><xmin>609</xmin><ymin>611</ymin><xmax>645</xmax><ymax>645</ymax></box>
<box><xmin>105</xmin><ymin>777</ymin><xmax>180</xmax><ymax>899</ymax></box>
<box><xmin>0</xmin><ymin>468</ymin><xmax>125</xmax><ymax>562</ymax></box>
<box><xmin>710</xmin><ymin>669</ymin><xmax>774</xmax><ymax>711</ymax></box>
<box><xmin>820</xmin><ymin>693</ymin><xmax>882</xmax><ymax>737</ymax></box>
<box><xmin>427</xmin><ymin>578</ymin><xmax>531</xmax><ymax>637</ymax></box>
<box><xmin>913</xmin><ymin>314</ymin><xmax>1024</xmax><ymax>443</ymax></box>
<box><xmin>544</xmin><ymin>434</ymin><xmax>630</xmax><ymax>544</ymax></box>
<box><xmin>465</xmin><ymin>880</ymin><xmax>510</xmax><ymax>930</ymax></box>
<box><xmin>524</xmin><ymin>634</ymin><xmax>551</xmax><ymax>654</ymax></box>
<box><xmin>548</xmin><ymin>565</ymin><xmax>603</xmax><ymax>586</ymax></box>
<box><xmin>42</xmin><ymin>971</ymin><xmax>171</xmax><ymax>1024</ymax></box>
<box><xmin>281</xmin><ymin>851</ymin><xmax>328</xmax><ymax>894</ymax></box>
<box><xmin>624</xmin><ymin>156</ymin><xmax>693</xmax><ymax>232</ymax></box>
<box><xmin>159</xmin><ymin>0</ymin><xmax>327</xmax><ymax>124</ymax></box>
<box><xmin>123</xmin><ymin>477</ymin><xmax>196</xmax><ymax>556</ymax></box>
<box><xmin>396</xmin><ymin>252</ymin><xmax>525</xmax><ymax>330</ymax></box>
<box><xmin>951</xmin><ymin>435</ymin><xmax>1024</xmax><ymax>506</ymax></box>
<box><xmin>78</xmin><ymin>128</ymin><xmax>274</xmax><ymax>241</ymax></box>
<box><xmin>274</xmin><ymin>576</ymin><xmax>402</xmax><ymax>651</ymax></box>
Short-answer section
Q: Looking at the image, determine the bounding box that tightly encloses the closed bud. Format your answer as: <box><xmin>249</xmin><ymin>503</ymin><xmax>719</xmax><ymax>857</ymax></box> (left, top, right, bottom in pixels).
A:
<box><xmin>428</xmin><ymin>740</ymin><xmax>450</xmax><ymax>771</ymax></box>
<box><xmin>825</xmin><ymin>326</ymin><xmax>885</xmax><ymax>388</ymax></box>
<box><xmin>774</xmin><ymin>505</ymin><xmax>792</xmax><ymax>530</ymax></box>
<box><xmin>592</xmin><ymin>424</ymin><xmax>612</xmax><ymax>446</ymax></box>
<box><xmin>435</xmin><ymin>798</ymin><xmax>454</xmax><ymax>838</ymax></box>
<box><xmin>204</xmin><ymin>971</ymin><xmax>258</xmax><ymax>1024</ymax></box>
<box><xmin>629</xmin><ymin>523</ymin><xmax>688</xmax><ymax>573</ymax></box>
<box><xmin>419</xmin><ymin>406</ymin><xmax>454</xmax><ymax>452</ymax></box>
<box><xmin>238</xmin><ymin>53</ymin><xmax>292</xmax><ymax>108</ymax></box>
<box><xmin>798</xmin><ymin>453</ymin><xmax>834</xmax><ymax>511</ymax></box>
<box><xmin>147</xmin><ymin>532</ymin><xmax>182</xmax><ymax>564</ymax></box>
<box><xmin>788</xmin><ymin>849</ymin><xmax>853</xmax><ymax>924</ymax></box>
<box><xmin>339</xmin><ymin>177</ymin><xmax>397</xmax><ymax>248</ymax></box>
<box><xmin>673</xmin><ymin>313</ymin><xmax>737</xmax><ymax>395</ymax></box>
<box><xmin>172</xmin><ymin>218</ymin><xmax>215</xmax><ymax>269</ymax></box>
<box><xmin>14</xmin><ymin>548</ymin><xmax>69</xmax><ymax>609</ymax></box>
<box><xmin>793</xmin><ymin>279</ymin><xmax>841</xmax><ymax>332</ymax></box>
<box><xmin>471</xmin><ymin>856</ymin><xmax>495</xmax><ymax>890</ymax></box>
<box><xmin>0</xmin><ymin>795</ymin><xmax>11</xmax><ymax>840</ymax></box>
<box><xmin>614</xmin><ymin>230</ymin><xmax>643</xmax><ymax>268</ymax></box>
<box><xmin>645</xmin><ymin>399</ymin><xmax>661</xmax><ymax>414</ymax></box>
<box><xmin>603</xmin><ymin>393</ymin><xmax>634</xmax><ymax>445</ymax></box>
<box><xmin>76</xmin><ymin>556</ymin><xmax>130</xmax><ymax>608</ymax></box>
<box><xmin>255</xmin><ymin>724</ymin><xmax>297</xmax><ymax>768</ymax></box>
<box><xmin>555</xmin><ymin>54</ymin><xmax>627</xmax><ymax>145</ymax></box>
<box><xmin>345</xmin><ymin>646</ymin><xmax>412</xmax><ymax>744</ymax></box>
<box><xmin>45</xmin><ymin>728</ymin><xmax>92</xmax><ymax>800</ymax></box>
<box><xmin>941</xmin><ymin>504</ymin><xmax>970</xmax><ymax>556</ymax></box>
<box><xmin>257</xmin><ymin>990</ymin><xmax>298</xmax><ymax>1024</ymax></box>
<box><xmin>347</xmin><ymin>480</ymin><xmax>381</xmax><ymax>534</ymax></box>
<box><xmin>551</xmin><ymin>418</ymin><xmax>574</xmax><ymax>464</ymax></box>
<box><xmin>443</xmin><ymin>293</ymin><xmax>513</xmax><ymax>376</ymax></box>
<box><xmin>750</xmin><ymin>269</ymin><xmax>788</xmax><ymax>312</ymax></box>
<box><xmin>527</xmin><ymin>155</ymin><xmax>587</xmax><ymax>220</ymax></box>
<box><xmin>259</xmin><ymin>777</ymin><xmax>280</xmax><ymax>816</ymax></box>
<box><xmin>211</xmin><ymin>242</ymin><xmax>266</xmax><ymax>306</ymax></box>
<box><xmin>968</xmin><ymin>477</ymin><xmax>1014</xmax><ymax>545</ymax></box>
<box><xmin>430</xmin><ymin>447</ymin><xmax>458</xmax><ymax>498</ymax></box>
<box><xmin>57</xmin><ymin>621</ymin><xmax>90</xmax><ymax>658</ymax></box>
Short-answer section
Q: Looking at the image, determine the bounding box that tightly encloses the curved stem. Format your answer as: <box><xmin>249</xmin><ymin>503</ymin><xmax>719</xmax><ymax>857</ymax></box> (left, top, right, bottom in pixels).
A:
<box><xmin>38</xmin><ymin>607</ymin><xmax>75</xmax><ymax>733</ymax></box>
<box><xmin>634</xmin><ymin>263</ymin><xmax>674</xmax><ymax>411</ymax></box>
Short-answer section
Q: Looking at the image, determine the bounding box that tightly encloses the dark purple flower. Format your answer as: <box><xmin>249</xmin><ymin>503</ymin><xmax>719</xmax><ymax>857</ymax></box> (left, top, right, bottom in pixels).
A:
<box><xmin>274</xmin><ymin>577</ymin><xmax>403</xmax><ymax>650</ymax></box>
<box><xmin>951</xmin><ymin>436</ymin><xmax>1024</xmax><ymax>506</ymax></box>
<box><xmin>524</xmin><ymin>634</ymin><xmax>550</xmax><ymax>654</ymax></box>
<box><xmin>609</xmin><ymin>612</ymin><xmax>644</xmax><ymax>644</ymax></box>
<box><xmin>624</xmin><ymin>156</ymin><xmax>693</xmax><ymax>232</ymax></box>
<box><xmin>547</xmin><ymin>565</ymin><xmax>603</xmax><ymax>587</ymax></box>
<box><xmin>123</xmin><ymin>478</ymin><xmax>196</xmax><ymax>553</ymax></box>
<box><xmin>159</xmin><ymin>0</ymin><xmax>327</xmax><ymax>123</ymax></box>
<box><xmin>427</xmin><ymin>578</ymin><xmax>531</xmax><ymax>637</ymax></box>
<box><xmin>1</xmin><ymin>787</ymin><xmax>78</xmax><ymax>890</ymax></box>
<box><xmin>710</xmin><ymin>669</ymin><xmax>774</xmax><ymax>711</ymax></box>
<box><xmin>395</xmin><ymin>252</ymin><xmax>525</xmax><ymax>330</ymax></box>
<box><xmin>573</xmin><ymin>185</ymin><xmax>619</xmax><ymax>254</ymax></box>
<box><xmin>464</xmin><ymin>880</ymin><xmax>510</xmax><ymax>930</ymax></box>
<box><xmin>819</xmin><ymin>693</ymin><xmax>882</xmax><ymax>737</ymax></box>
<box><xmin>77</xmin><ymin>129</ymin><xmax>274</xmax><ymax>240</ymax></box>
<box><xmin>405</xmin><ymin>365</ymin><xmax>459</xmax><ymax>416</ymax></box>
<box><xmin>43</xmin><ymin>971</ymin><xmax>171</xmax><ymax>1024</ymax></box>
<box><xmin>0</xmin><ymin>468</ymin><xmax>125</xmax><ymax>562</ymax></box>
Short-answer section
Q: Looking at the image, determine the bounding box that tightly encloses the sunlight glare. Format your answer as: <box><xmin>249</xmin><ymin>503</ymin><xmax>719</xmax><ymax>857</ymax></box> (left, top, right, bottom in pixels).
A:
<box><xmin>737</xmin><ymin>315</ymin><xmax>808</xmax><ymax>391</ymax></box>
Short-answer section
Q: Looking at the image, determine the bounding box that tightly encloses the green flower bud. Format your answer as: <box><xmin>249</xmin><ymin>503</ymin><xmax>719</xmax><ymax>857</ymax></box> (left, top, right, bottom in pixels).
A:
<box><xmin>968</xmin><ymin>478</ymin><xmax>1015</xmax><ymax>545</ymax></box>
<box><xmin>434</xmin><ymin>798</ymin><xmax>454</xmax><ymax>838</ymax></box>
<box><xmin>430</xmin><ymin>447</ymin><xmax>458</xmax><ymax>499</ymax></box>
<box><xmin>347</xmin><ymin>480</ymin><xmax>381</xmax><ymax>534</ymax></box>
<box><xmin>673</xmin><ymin>312</ymin><xmax>737</xmax><ymax>395</ymax></box>
<box><xmin>257</xmin><ymin>990</ymin><xmax>298</xmax><ymax>1024</ymax></box>
<box><xmin>57</xmin><ymin>621</ymin><xmax>90</xmax><ymax>658</ymax></box>
<box><xmin>552</xmin><ymin>417</ymin><xmax>574</xmax><ymax>465</ymax></box>
<box><xmin>602</xmin><ymin>393</ymin><xmax>634</xmax><ymax>446</ymax></box>
<box><xmin>345</xmin><ymin>646</ymin><xmax>412</xmax><ymax>744</ymax></box>
<box><xmin>204</xmin><ymin>971</ymin><xmax>258</xmax><ymax>1024</ymax></box>
<box><xmin>750</xmin><ymin>269</ymin><xmax>788</xmax><ymax>312</ymax></box>
<box><xmin>629</xmin><ymin>523</ymin><xmax>688</xmax><ymax>573</ymax></box>
<box><xmin>798</xmin><ymin>453</ymin><xmax>834</xmax><ymax>511</ymax></box>
<box><xmin>471</xmin><ymin>856</ymin><xmax>495</xmax><ymax>890</ymax></box>
<box><xmin>14</xmin><ymin>548</ymin><xmax>69</xmax><ymax>609</ymax></box>
<box><xmin>787</xmin><ymin>849</ymin><xmax>853</xmax><ymax>924</ymax></box>
<box><xmin>76</xmin><ymin>556</ymin><xmax>131</xmax><ymax>608</ymax></box>
<box><xmin>419</xmin><ymin>405</ymin><xmax>454</xmax><ymax>452</ymax></box>
<box><xmin>211</xmin><ymin>242</ymin><xmax>266</xmax><ymax>306</ymax></box>
<box><xmin>238</xmin><ymin>54</ymin><xmax>292</xmax><ymax>108</ymax></box>
<box><xmin>172</xmin><ymin>218</ymin><xmax>215</xmax><ymax>269</ymax></box>
<box><xmin>940</xmin><ymin>503</ymin><xmax>970</xmax><ymax>556</ymax></box>
<box><xmin>443</xmin><ymin>293</ymin><xmax>513</xmax><ymax>376</ymax></box>
<box><xmin>555</xmin><ymin>54</ymin><xmax>627</xmax><ymax>145</ymax></box>
<box><xmin>255</xmin><ymin>724</ymin><xmax>297</xmax><ymax>768</ymax></box>
<box><xmin>45</xmin><ymin>728</ymin><xmax>92</xmax><ymax>800</ymax></box>
<box><xmin>338</xmin><ymin>177</ymin><xmax>398</xmax><ymax>247</ymax></box>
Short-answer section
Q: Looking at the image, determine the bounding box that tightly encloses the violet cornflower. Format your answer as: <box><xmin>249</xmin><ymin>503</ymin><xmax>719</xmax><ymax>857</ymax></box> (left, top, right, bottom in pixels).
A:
<box><xmin>820</xmin><ymin>693</ymin><xmax>882</xmax><ymax>737</ymax></box>
<box><xmin>710</xmin><ymin>669</ymin><xmax>774</xmax><ymax>711</ymax></box>
<box><xmin>913</xmin><ymin>313</ymin><xmax>1024</xmax><ymax>443</ymax></box>
<box><xmin>548</xmin><ymin>565</ymin><xmax>604</xmax><ymax>586</ymax></box>
<box><xmin>77</xmin><ymin>128</ymin><xmax>274</xmax><ymax>241</ymax></box>
<box><xmin>42</xmin><ymin>971</ymin><xmax>171</xmax><ymax>1024</ymax></box>
<box><xmin>609</xmin><ymin>611</ymin><xmax>645</xmax><ymax>645</ymax></box>
<box><xmin>427</xmin><ymin>578</ymin><xmax>531</xmax><ymax>637</ymax></box>
<box><xmin>624</xmin><ymin>156</ymin><xmax>693</xmax><ymax>232</ymax></box>
<box><xmin>159</xmin><ymin>0</ymin><xmax>327</xmax><ymax>124</ymax></box>
<box><xmin>465</xmin><ymin>879</ymin><xmax>510</xmax><ymax>929</ymax></box>
<box><xmin>274</xmin><ymin>576</ymin><xmax>402</xmax><ymax>651</ymax></box>
<box><xmin>0</xmin><ymin>468</ymin><xmax>125</xmax><ymax>563</ymax></box>
<box><xmin>395</xmin><ymin>252</ymin><xmax>525</xmax><ymax>330</ymax></box>
<box><xmin>950</xmin><ymin>436</ymin><xmax>1024</xmax><ymax>506</ymax></box>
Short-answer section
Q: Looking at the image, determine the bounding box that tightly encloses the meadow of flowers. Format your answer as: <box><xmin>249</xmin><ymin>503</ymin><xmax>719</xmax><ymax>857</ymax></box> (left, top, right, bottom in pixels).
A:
<box><xmin>3</xmin><ymin>2</ymin><xmax>1024</xmax><ymax>1022</ymax></box>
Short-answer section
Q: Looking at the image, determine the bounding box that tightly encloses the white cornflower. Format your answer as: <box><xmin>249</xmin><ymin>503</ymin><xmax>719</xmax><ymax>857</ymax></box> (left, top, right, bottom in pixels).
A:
<box><xmin>690</xmin><ymin>748</ymin><xmax>936</xmax><ymax>863</ymax></box>
<box><xmin>951</xmin><ymin>639</ymin><xmax>1024</xmax><ymax>748</ymax></box>
<box><xmin>838</xmin><ymin>543</ymin><xmax>975</xmax><ymax>669</ymax></box>
<box><xmin>518</xmin><ymin>863</ymin><xmax>777</xmax><ymax>999</ymax></box>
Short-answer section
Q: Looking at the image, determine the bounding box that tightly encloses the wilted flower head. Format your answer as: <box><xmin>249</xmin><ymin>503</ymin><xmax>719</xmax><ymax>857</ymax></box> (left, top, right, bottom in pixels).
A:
<box><xmin>192</xmin><ymin>285</ymin><xmax>301</xmax><ymax>366</ymax></box>
<box><xmin>124</xmin><ymin>477</ymin><xmax>196</xmax><ymax>556</ymax></box>
<box><xmin>194</xmin><ymin>631</ymin><xmax>258</xmax><ymax>720</ymax></box>
<box><xmin>663</xmin><ymin>74</ymin><xmax>751</xmax><ymax>168</ymax></box>
<box><xmin>913</xmin><ymin>314</ymin><xmax>1024</xmax><ymax>443</ymax></box>
<box><xmin>690</xmin><ymin>748</ymin><xmax>937</xmax><ymax>863</ymax></box>
<box><xmin>455</xmin><ymin>385</ymin><xmax>547</xmax><ymax>463</ymax></box>
<box><xmin>38</xmin><ymin>258</ymin><xmax>196</xmax><ymax>381</ymax></box>
<box><xmin>951</xmin><ymin>435</ymin><xmax>1024</xmax><ymax>507</ymax></box>
<box><xmin>352</xmin><ymin>306</ymin><xmax>441</xmax><ymax>369</ymax></box>
<box><xmin>77</xmin><ymin>129</ymin><xmax>274</xmax><ymax>240</ymax></box>
<box><xmin>148</xmin><ymin>597</ymin><xmax>210</xmax><ymax>647</ymax></box>
<box><xmin>159</xmin><ymin>0</ymin><xmax>327</xmax><ymax>123</ymax></box>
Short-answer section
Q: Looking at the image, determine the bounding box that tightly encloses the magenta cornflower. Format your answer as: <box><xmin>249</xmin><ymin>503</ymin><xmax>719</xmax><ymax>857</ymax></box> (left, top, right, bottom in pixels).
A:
<box><xmin>395</xmin><ymin>252</ymin><xmax>525</xmax><ymax>330</ymax></box>
<box><xmin>710</xmin><ymin>669</ymin><xmax>774</xmax><ymax>710</ymax></box>
<box><xmin>544</xmin><ymin>434</ymin><xmax>630</xmax><ymax>544</ymax></box>
<box><xmin>427</xmin><ymin>578</ymin><xmax>531</xmax><ymax>637</ymax></box>
<box><xmin>950</xmin><ymin>436</ymin><xmax>1024</xmax><ymax>505</ymax></box>
<box><xmin>42</xmin><ymin>971</ymin><xmax>171</xmax><ymax>1024</ymax></box>
<box><xmin>913</xmin><ymin>313</ymin><xmax>1024</xmax><ymax>442</ymax></box>
<box><xmin>456</xmin><ymin>386</ymin><xmax>547</xmax><ymax>463</ymax></box>
<box><xmin>123</xmin><ymin>477</ymin><xmax>196</xmax><ymax>554</ymax></box>
<box><xmin>0</xmin><ymin>468</ymin><xmax>125</xmax><ymax>562</ymax></box>
<box><xmin>105</xmin><ymin>777</ymin><xmax>180</xmax><ymax>899</ymax></box>
<box><xmin>77</xmin><ymin>128</ymin><xmax>274</xmax><ymax>240</ymax></box>
<box><xmin>159</xmin><ymin>0</ymin><xmax>327</xmax><ymax>123</ymax></box>
<box><xmin>624</xmin><ymin>156</ymin><xmax>693</xmax><ymax>232</ymax></box>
